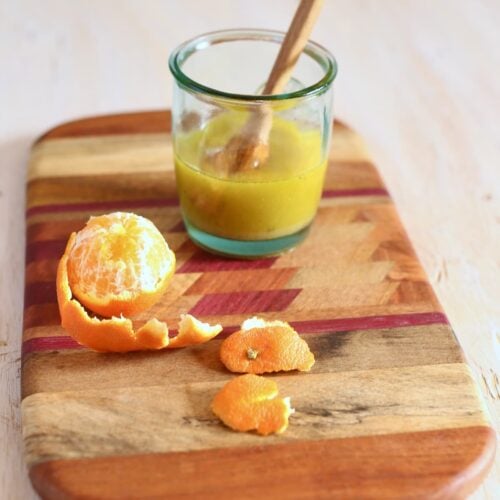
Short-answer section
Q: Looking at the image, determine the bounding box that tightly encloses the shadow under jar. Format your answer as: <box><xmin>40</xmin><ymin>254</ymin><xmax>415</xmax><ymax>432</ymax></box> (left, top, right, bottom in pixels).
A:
<box><xmin>169</xmin><ymin>29</ymin><xmax>337</xmax><ymax>258</ymax></box>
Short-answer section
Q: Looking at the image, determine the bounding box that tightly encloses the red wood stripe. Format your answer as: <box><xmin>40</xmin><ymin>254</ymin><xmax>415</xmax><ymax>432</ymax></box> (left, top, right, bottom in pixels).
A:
<box><xmin>22</xmin><ymin>312</ymin><xmax>449</xmax><ymax>356</ymax></box>
<box><xmin>189</xmin><ymin>289</ymin><xmax>302</xmax><ymax>316</ymax></box>
<box><xmin>26</xmin><ymin>239</ymin><xmax>67</xmax><ymax>264</ymax></box>
<box><xmin>27</xmin><ymin>219</ymin><xmax>86</xmax><ymax>243</ymax></box>
<box><xmin>22</xmin><ymin>336</ymin><xmax>84</xmax><ymax>355</ymax></box>
<box><xmin>291</xmin><ymin>311</ymin><xmax>449</xmax><ymax>332</ymax></box>
<box><xmin>177</xmin><ymin>252</ymin><xmax>277</xmax><ymax>273</ymax></box>
<box><xmin>25</xmin><ymin>282</ymin><xmax>57</xmax><ymax>309</ymax></box>
<box><xmin>26</xmin><ymin>188</ymin><xmax>390</xmax><ymax>218</ymax></box>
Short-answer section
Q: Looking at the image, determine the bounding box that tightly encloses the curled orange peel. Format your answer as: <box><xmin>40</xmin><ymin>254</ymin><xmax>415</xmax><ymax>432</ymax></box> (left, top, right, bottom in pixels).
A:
<box><xmin>57</xmin><ymin>234</ymin><xmax>169</xmax><ymax>352</ymax></box>
<box><xmin>57</xmin><ymin>234</ymin><xmax>223</xmax><ymax>352</ymax></box>
<box><xmin>211</xmin><ymin>374</ymin><xmax>294</xmax><ymax>436</ymax></box>
<box><xmin>169</xmin><ymin>314</ymin><xmax>223</xmax><ymax>348</ymax></box>
<box><xmin>219</xmin><ymin>316</ymin><xmax>315</xmax><ymax>374</ymax></box>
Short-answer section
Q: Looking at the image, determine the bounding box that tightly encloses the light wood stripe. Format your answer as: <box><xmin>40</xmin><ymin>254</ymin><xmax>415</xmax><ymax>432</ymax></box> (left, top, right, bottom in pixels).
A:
<box><xmin>28</xmin><ymin>126</ymin><xmax>372</xmax><ymax>182</ymax></box>
<box><xmin>22</xmin><ymin>363</ymin><xmax>489</xmax><ymax>466</ymax></box>
<box><xmin>28</xmin><ymin>134</ymin><xmax>172</xmax><ymax>181</ymax></box>
<box><xmin>22</xmin><ymin>324</ymin><xmax>460</xmax><ymax>397</ymax></box>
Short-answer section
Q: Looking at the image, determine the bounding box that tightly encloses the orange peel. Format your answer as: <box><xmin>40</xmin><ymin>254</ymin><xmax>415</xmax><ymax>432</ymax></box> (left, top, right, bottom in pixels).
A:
<box><xmin>57</xmin><ymin>227</ymin><xmax>222</xmax><ymax>353</ymax></box>
<box><xmin>168</xmin><ymin>314</ymin><xmax>223</xmax><ymax>348</ymax></box>
<box><xmin>220</xmin><ymin>316</ymin><xmax>315</xmax><ymax>374</ymax></box>
<box><xmin>211</xmin><ymin>374</ymin><xmax>294</xmax><ymax>435</ymax></box>
<box><xmin>57</xmin><ymin>234</ymin><xmax>170</xmax><ymax>352</ymax></box>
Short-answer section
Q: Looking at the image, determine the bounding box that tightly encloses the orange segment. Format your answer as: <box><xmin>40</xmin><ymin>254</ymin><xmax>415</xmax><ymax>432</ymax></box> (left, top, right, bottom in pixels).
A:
<box><xmin>168</xmin><ymin>314</ymin><xmax>223</xmax><ymax>348</ymax></box>
<box><xmin>211</xmin><ymin>374</ymin><xmax>294</xmax><ymax>436</ymax></box>
<box><xmin>57</xmin><ymin>234</ymin><xmax>170</xmax><ymax>352</ymax></box>
<box><xmin>220</xmin><ymin>317</ymin><xmax>315</xmax><ymax>374</ymax></box>
<box><xmin>66</xmin><ymin>212</ymin><xmax>175</xmax><ymax>318</ymax></box>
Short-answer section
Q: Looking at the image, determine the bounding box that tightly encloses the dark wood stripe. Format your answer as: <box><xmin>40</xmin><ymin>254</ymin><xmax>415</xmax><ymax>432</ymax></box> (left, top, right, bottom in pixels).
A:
<box><xmin>177</xmin><ymin>251</ymin><xmax>277</xmax><ymax>273</ymax></box>
<box><xmin>24</xmin><ymin>238</ymin><xmax>277</xmax><ymax>267</ymax></box>
<box><xmin>24</xmin><ymin>282</ymin><xmax>57</xmax><ymax>309</ymax></box>
<box><xmin>26</xmin><ymin>218</ymin><xmax>185</xmax><ymax>247</ymax></box>
<box><xmin>22</xmin><ymin>324</ymin><xmax>463</xmax><ymax>397</ymax></box>
<box><xmin>23</xmin><ymin>303</ymin><xmax>60</xmax><ymax>330</ymax></box>
<box><xmin>27</xmin><ymin>219</ymin><xmax>86</xmax><ymax>243</ymax></box>
<box><xmin>36</xmin><ymin>110</ymin><xmax>172</xmax><ymax>143</ymax></box>
<box><xmin>189</xmin><ymin>289</ymin><xmax>302</xmax><ymax>316</ymax></box>
<box><xmin>28</xmin><ymin>426</ymin><xmax>496</xmax><ymax>500</ymax></box>
<box><xmin>26</xmin><ymin>197</ymin><xmax>180</xmax><ymax>218</ymax></box>
<box><xmin>25</xmin><ymin>239</ymin><xmax>67</xmax><ymax>264</ymax></box>
<box><xmin>21</xmin><ymin>312</ymin><xmax>449</xmax><ymax>356</ymax></box>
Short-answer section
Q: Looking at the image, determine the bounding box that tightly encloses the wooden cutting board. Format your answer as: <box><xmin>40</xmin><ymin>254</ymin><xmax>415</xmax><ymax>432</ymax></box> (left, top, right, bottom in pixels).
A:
<box><xmin>22</xmin><ymin>111</ymin><xmax>495</xmax><ymax>499</ymax></box>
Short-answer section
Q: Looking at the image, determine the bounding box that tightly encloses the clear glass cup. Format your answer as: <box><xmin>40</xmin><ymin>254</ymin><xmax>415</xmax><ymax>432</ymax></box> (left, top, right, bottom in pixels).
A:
<box><xmin>169</xmin><ymin>29</ymin><xmax>337</xmax><ymax>257</ymax></box>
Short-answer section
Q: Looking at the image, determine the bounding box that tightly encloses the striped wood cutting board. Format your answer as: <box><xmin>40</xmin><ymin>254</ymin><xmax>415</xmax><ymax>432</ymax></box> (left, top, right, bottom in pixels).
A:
<box><xmin>22</xmin><ymin>111</ymin><xmax>495</xmax><ymax>499</ymax></box>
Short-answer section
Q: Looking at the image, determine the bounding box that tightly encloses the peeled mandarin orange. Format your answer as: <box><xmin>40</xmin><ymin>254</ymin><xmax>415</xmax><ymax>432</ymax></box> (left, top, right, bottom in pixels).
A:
<box><xmin>56</xmin><ymin>222</ymin><xmax>222</xmax><ymax>352</ymax></box>
<box><xmin>66</xmin><ymin>212</ymin><xmax>175</xmax><ymax>318</ymax></box>
<box><xmin>211</xmin><ymin>374</ymin><xmax>294</xmax><ymax>436</ymax></box>
<box><xmin>220</xmin><ymin>316</ymin><xmax>315</xmax><ymax>374</ymax></box>
<box><xmin>168</xmin><ymin>314</ymin><xmax>223</xmax><ymax>348</ymax></box>
<box><xmin>57</xmin><ymin>233</ymin><xmax>170</xmax><ymax>352</ymax></box>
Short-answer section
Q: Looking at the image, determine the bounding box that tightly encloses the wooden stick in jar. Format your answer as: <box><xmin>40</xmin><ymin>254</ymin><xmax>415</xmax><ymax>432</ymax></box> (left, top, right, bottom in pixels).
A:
<box><xmin>211</xmin><ymin>0</ymin><xmax>324</xmax><ymax>175</ymax></box>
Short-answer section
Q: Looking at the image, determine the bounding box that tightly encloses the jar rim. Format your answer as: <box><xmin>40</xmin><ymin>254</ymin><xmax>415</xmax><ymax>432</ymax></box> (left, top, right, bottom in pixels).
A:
<box><xmin>168</xmin><ymin>29</ymin><xmax>337</xmax><ymax>102</ymax></box>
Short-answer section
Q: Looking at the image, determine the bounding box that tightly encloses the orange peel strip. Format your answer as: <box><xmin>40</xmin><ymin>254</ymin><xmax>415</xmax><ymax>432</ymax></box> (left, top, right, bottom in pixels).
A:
<box><xmin>211</xmin><ymin>374</ymin><xmax>294</xmax><ymax>436</ymax></box>
<box><xmin>168</xmin><ymin>314</ymin><xmax>223</xmax><ymax>349</ymax></box>
<box><xmin>219</xmin><ymin>316</ymin><xmax>315</xmax><ymax>374</ymax></box>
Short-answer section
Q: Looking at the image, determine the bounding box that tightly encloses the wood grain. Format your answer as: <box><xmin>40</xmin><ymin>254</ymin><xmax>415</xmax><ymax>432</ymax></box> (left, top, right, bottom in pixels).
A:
<box><xmin>37</xmin><ymin>111</ymin><xmax>172</xmax><ymax>142</ymax></box>
<box><xmin>22</xmin><ymin>364</ymin><xmax>490</xmax><ymax>465</ymax></box>
<box><xmin>22</xmin><ymin>324</ymin><xmax>462</xmax><ymax>397</ymax></box>
<box><xmin>29</xmin><ymin>427</ymin><xmax>496</xmax><ymax>500</ymax></box>
<box><xmin>18</xmin><ymin>110</ymin><xmax>495</xmax><ymax>499</ymax></box>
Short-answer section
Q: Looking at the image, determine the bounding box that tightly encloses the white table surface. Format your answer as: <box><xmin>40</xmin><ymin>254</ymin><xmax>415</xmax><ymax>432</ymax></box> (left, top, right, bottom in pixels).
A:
<box><xmin>1</xmin><ymin>1</ymin><xmax>498</xmax><ymax>498</ymax></box>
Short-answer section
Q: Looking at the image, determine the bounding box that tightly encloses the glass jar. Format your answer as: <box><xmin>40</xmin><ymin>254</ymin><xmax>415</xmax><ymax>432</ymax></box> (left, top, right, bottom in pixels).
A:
<box><xmin>169</xmin><ymin>29</ymin><xmax>337</xmax><ymax>257</ymax></box>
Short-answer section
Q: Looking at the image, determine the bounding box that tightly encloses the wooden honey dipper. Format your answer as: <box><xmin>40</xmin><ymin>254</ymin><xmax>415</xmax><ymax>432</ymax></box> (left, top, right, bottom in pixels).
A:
<box><xmin>211</xmin><ymin>0</ymin><xmax>324</xmax><ymax>175</ymax></box>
